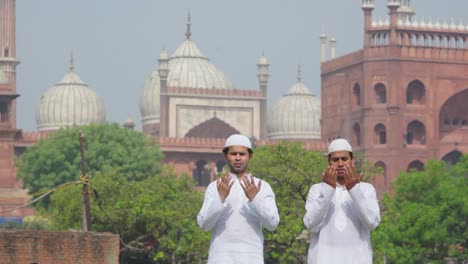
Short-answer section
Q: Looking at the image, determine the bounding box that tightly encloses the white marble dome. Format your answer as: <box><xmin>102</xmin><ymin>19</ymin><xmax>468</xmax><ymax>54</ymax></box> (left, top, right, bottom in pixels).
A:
<box><xmin>167</xmin><ymin>35</ymin><xmax>232</xmax><ymax>89</ymax></box>
<box><xmin>139</xmin><ymin>66</ymin><xmax>161</xmax><ymax>126</ymax></box>
<box><xmin>140</xmin><ymin>17</ymin><xmax>232</xmax><ymax>126</ymax></box>
<box><xmin>268</xmin><ymin>67</ymin><xmax>321</xmax><ymax>140</ymax></box>
<box><xmin>36</xmin><ymin>64</ymin><xmax>106</xmax><ymax>131</ymax></box>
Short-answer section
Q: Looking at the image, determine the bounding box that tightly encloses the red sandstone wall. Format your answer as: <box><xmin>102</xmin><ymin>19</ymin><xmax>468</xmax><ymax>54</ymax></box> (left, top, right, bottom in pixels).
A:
<box><xmin>0</xmin><ymin>230</ymin><xmax>119</xmax><ymax>264</ymax></box>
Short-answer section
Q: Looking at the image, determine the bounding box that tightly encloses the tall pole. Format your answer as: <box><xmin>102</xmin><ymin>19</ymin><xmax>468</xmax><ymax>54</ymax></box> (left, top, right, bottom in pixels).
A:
<box><xmin>79</xmin><ymin>130</ymin><xmax>91</xmax><ymax>232</ymax></box>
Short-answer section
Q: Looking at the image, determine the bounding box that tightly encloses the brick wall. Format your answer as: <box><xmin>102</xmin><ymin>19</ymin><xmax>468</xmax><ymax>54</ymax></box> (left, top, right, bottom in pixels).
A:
<box><xmin>0</xmin><ymin>230</ymin><xmax>119</xmax><ymax>264</ymax></box>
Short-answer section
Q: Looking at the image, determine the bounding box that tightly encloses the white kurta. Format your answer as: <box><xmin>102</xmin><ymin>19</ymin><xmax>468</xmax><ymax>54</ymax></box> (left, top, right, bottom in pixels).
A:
<box><xmin>197</xmin><ymin>173</ymin><xmax>279</xmax><ymax>264</ymax></box>
<box><xmin>303</xmin><ymin>182</ymin><xmax>380</xmax><ymax>264</ymax></box>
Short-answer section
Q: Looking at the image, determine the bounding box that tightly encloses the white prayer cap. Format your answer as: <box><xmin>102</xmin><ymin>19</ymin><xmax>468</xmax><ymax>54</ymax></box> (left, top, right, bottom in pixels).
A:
<box><xmin>224</xmin><ymin>134</ymin><xmax>252</xmax><ymax>149</ymax></box>
<box><xmin>328</xmin><ymin>138</ymin><xmax>352</xmax><ymax>154</ymax></box>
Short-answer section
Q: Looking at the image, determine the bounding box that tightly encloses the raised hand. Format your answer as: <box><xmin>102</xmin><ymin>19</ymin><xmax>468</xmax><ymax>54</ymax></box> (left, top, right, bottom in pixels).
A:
<box><xmin>217</xmin><ymin>173</ymin><xmax>234</xmax><ymax>202</ymax></box>
<box><xmin>343</xmin><ymin>163</ymin><xmax>362</xmax><ymax>190</ymax></box>
<box><xmin>322</xmin><ymin>165</ymin><xmax>337</xmax><ymax>188</ymax></box>
<box><xmin>240</xmin><ymin>174</ymin><xmax>261</xmax><ymax>201</ymax></box>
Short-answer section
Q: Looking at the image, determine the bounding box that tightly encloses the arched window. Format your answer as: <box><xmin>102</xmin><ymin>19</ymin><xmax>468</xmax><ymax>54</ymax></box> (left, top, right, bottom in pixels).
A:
<box><xmin>374</xmin><ymin>161</ymin><xmax>387</xmax><ymax>186</ymax></box>
<box><xmin>216</xmin><ymin>160</ymin><xmax>227</xmax><ymax>173</ymax></box>
<box><xmin>374</xmin><ymin>83</ymin><xmax>386</xmax><ymax>104</ymax></box>
<box><xmin>442</xmin><ymin>150</ymin><xmax>462</xmax><ymax>169</ymax></box>
<box><xmin>439</xmin><ymin>89</ymin><xmax>468</xmax><ymax>132</ymax></box>
<box><xmin>353</xmin><ymin>123</ymin><xmax>361</xmax><ymax>147</ymax></box>
<box><xmin>0</xmin><ymin>102</ymin><xmax>8</xmax><ymax>123</ymax></box>
<box><xmin>353</xmin><ymin>83</ymin><xmax>361</xmax><ymax>107</ymax></box>
<box><xmin>407</xmin><ymin>160</ymin><xmax>424</xmax><ymax>172</ymax></box>
<box><xmin>193</xmin><ymin>160</ymin><xmax>210</xmax><ymax>187</ymax></box>
<box><xmin>406</xmin><ymin>80</ymin><xmax>426</xmax><ymax>105</ymax></box>
<box><xmin>374</xmin><ymin>124</ymin><xmax>387</xmax><ymax>144</ymax></box>
<box><xmin>406</xmin><ymin>120</ymin><xmax>426</xmax><ymax>145</ymax></box>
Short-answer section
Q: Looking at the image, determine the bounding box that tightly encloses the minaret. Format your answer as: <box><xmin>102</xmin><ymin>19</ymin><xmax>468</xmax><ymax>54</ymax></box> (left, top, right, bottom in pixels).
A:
<box><xmin>320</xmin><ymin>32</ymin><xmax>327</xmax><ymax>62</ymax></box>
<box><xmin>330</xmin><ymin>36</ymin><xmax>336</xmax><ymax>59</ymax></box>
<box><xmin>158</xmin><ymin>48</ymin><xmax>170</xmax><ymax>138</ymax></box>
<box><xmin>361</xmin><ymin>0</ymin><xmax>375</xmax><ymax>48</ymax></box>
<box><xmin>387</xmin><ymin>0</ymin><xmax>401</xmax><ymax>46</ymax></box>
<box><xmin>257</xmin><ymin>52</ymin><xmax>269</xmax><ymax>140</ymax></box>
<box><xmin>0</xmin><ymin>0</ymin><xmax>20</xmax><ymax>129</ymax></box>
<box><xmin>397</xmin><ymin>0</ymin><xmax>415</xmax><ymax>23</ymax></box>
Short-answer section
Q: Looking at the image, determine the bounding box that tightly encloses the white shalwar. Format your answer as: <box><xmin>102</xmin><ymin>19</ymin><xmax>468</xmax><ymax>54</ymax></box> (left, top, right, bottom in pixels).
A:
<box><xmin>303</xmin><ymin>182</ymin><xmax>380</xmax><ymax>264</ymax></box>
<box><xmin>197</xmin><ymin>173</ymin><xmax>279</xmax><ymax>264</ymax></box>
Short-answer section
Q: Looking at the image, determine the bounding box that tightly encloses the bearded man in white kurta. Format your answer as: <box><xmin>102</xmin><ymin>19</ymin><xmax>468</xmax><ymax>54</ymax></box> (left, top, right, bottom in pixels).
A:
<box><xmin>303</xmin><ymin>139</ymin><xmax>380</xmax><ymax>264</ymax></box>
<box><xmin>198</xmin><ymin>134</ymin><xmax>280</xmax><ymax>264</ymax></box>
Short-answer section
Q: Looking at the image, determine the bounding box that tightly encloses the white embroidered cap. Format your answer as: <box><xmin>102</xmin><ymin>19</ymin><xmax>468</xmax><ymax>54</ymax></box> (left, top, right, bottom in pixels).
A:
<box><xmin>328</xmin><ymin>138</ymin><xmax>352</xmax><ymax>154</ymax></box>
<box><xmin>224</xmin><ymin>134</ymin><xmax>252</xmax><ymax>149</ymax></box>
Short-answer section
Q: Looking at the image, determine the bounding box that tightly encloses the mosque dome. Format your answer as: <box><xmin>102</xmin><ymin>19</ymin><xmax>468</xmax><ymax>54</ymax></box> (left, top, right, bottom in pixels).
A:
<box><xmin>166</xmin><ymin>15</ymin><xmax>232</xmax><ymax>89</ymax></box>
<box><xmin>140</xmin><ymin>15</ymin><xmax>232</xmax><ymax>126</ymax></box>
<box><xmin>267</xmin><ymin>66</ymin><xmax>321</xmax><ymax>140</ymax></box>
<box><xmin>139</xmin><ymin>66</ymin><xmax>161</xmax><ymax>126</ymax></box>
<box><xmin>36</xmin><ymin>62</ymin><xmax>106</xmax><ymax>131</ymax></box>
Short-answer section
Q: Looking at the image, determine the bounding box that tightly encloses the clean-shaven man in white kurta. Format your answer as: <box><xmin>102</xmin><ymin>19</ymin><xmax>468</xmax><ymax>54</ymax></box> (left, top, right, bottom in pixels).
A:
<box><xmin>197</xmin><ymin>134</ymin><xmax>279</xmax><ymax>264</ymax></box>
<box><xmin>303</xmin><ymin>138</ymin><xmax>380</xmax><ymax>264</ymax></box>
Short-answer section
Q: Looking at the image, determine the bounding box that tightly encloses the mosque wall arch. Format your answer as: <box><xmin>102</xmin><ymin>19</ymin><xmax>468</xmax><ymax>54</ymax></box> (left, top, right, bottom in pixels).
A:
<box><xmin>406</xmin><ymin>80</ymin><xmax>426</xmax><ymax>105</ymax></box>
<box><xmin>407</xmin><ymin>160</ymin><xmax>424</xmax><ymax>172</ymax></box>
<box><xmin>352</xmin><ymin>83</ymin><xmax>361</xmax><ymax>108</ymax></box>
<box><xmin>374</xmin><ymin>83</ymin><xmax>387</xmax><ymax>104</ymax></box>
<box><xmin>406</xmin><ymin>120</ymin><xmax>426</xmax><ymax>145</ymax></box>
<box><xmin>352</xmin><ymin>123</ymin><xmax>361</xmax><ymax>147</ymax></box>
<box><xmin>438</xmin><ymin>88</ymin><xmax>468</xmax><ymax>134</ymax></box>
<box><xmin>441</xmin><ymin>150</ymin><xmax>462</xmax><ymax>168</ymax></box>
<box><xmin>373</xmin><ymin>161</ymin><xmax>387</xmax><ymax>192</ymax></box>
<box><xmin>374</xmin><ymin>123</ymin><xmax>387</xmax><ymax>145</ymax></box>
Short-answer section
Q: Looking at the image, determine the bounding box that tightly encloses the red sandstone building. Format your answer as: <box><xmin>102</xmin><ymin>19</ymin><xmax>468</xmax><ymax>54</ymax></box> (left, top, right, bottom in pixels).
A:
<box><xmin>0</xmin><ymin>0</ymin><xmax>467</xmax><ymax>221</ymax></box>
<box><xmin>321</xmin><ymin>0</ymin><xmax>468</xmax><ymax>193</ymax></box>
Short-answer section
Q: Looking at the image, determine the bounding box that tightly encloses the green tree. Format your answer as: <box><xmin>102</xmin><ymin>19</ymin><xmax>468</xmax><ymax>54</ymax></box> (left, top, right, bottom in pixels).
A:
<box><xmin>372</xmin><ymin>155</ymin><xmax>468</xmax><ymax>263</ymax></box>
<box><xmin>49</xmin><ymin>168</ymin><xmax>210</xmax><ymax>264</ymax></box>
<box><xmin>16</xmin><ymin>123</ymin><xmax>163</xmax><ymax>209</ymax></box>
<box><xmin>248</xmin><ymin>141</ymin><xmax>379</xmax><ymax>263</ymax></box>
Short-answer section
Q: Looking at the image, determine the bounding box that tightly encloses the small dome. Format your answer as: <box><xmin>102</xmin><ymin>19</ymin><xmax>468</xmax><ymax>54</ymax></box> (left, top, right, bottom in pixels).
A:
<box><xmin>36</xmin><ymin>66</ymin><xmax>106</xmax><ymax>131</ymax></box>
<box><xmin>123</xmin><ymin>116</ymin><xmax>135</xmax><ymax>129</ymax></box>
<box><xmin>268</xmin><ymin>67</ymin><xmax>321</xmax><ymax>140</ymax></box>
<box><xmin>159</xmin><ymin>49</ymin><xmax>169</xmax><ymax>60</ymax></box>
<box><xmin>140</xmin><ymin>68</ymin><xmax>160</xmax><ymax>126</ymax></box>
<box><xmin>258</xmin><ymin>55</ymin><xmax>269</xmax><ymax>65</ymax></box>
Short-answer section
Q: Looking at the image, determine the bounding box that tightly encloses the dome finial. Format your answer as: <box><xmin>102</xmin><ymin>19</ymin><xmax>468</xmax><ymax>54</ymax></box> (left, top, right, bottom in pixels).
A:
<box><xmin>185</xmin><ymin>10</ymin><xmax>192</xmax><ymax>40</ymax></box>
<box><xmin>297</xmin><ymin>64</ymin><xmax>302</xmax><ymax>82</ymax></box>
<box><xmin>70</xmin><ymin>50</ymin><xmax>75</xmax><ymax>71</ymax></box>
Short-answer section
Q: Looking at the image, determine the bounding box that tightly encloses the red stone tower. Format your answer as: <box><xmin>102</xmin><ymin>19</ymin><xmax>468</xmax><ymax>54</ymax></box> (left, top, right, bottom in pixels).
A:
<box><xmin>0</xmin><ymin>0</ymin><xmax>35</xmax><ymax>219</ymax></box>
<box><xmin>321</xmin><ymin>0</ymin><xmax>468</xmax><ymax>194</ymax></box>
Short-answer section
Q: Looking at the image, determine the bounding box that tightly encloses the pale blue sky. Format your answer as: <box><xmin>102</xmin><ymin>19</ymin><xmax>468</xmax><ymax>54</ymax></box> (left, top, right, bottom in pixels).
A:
<box><xmin>15</xmin><ymin>0</ymin><xmax>468</xmax><ymax>131</ymax></box>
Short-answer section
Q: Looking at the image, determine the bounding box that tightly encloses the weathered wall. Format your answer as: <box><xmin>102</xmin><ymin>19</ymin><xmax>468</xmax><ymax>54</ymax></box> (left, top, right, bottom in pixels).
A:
<box><xmin>0</xmin><ymin>230</ymin><xmax>119</xmax><ymax>264</ymax></box>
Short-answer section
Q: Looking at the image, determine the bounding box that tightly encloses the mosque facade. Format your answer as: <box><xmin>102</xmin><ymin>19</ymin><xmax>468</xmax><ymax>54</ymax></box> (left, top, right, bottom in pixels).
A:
<box><xmin>0</xmin><ymin>0</ymin><xmax>467</xmax><ymax>219</ymax></box>
<box><xmin>321</xmin><ymin>0</ymin><xmax>468</xmax><ymax>193</ymax></box>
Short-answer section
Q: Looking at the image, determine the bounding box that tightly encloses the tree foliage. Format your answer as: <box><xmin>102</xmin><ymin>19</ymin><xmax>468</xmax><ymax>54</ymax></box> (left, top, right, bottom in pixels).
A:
<box><xmin>248</xmin><ymin>141</ymin><xmax>379</xmax><ymax>263</ymax></box>
<box><xmin>372</xmin><ymin>155</ymin><xmax>468</xmax><ymax>263</ymax></box>
<box><xmin>49</xmin><ymin>168</ymin><xmax>210</xmax><ymax>264</ymax></box>
<box><xmin>16</xmin><ymin>123</ymin><xmax>163</xmax><ymax>209</ymax></box>
<box><xmin>16</xmin><ymin>123</ymin><xmax>210</xmax><ymax>263</ymax></box>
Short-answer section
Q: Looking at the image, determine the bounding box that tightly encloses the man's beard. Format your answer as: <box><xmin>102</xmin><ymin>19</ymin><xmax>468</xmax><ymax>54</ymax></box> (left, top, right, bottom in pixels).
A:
<box><xmin>229</xmin><ymin>164</ymin><xmax>248</xmax><ymax>174</ymax></box>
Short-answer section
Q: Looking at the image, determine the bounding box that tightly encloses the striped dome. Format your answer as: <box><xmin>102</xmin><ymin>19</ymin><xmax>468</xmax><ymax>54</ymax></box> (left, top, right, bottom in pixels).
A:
<box><xmin>36</xmin><ymin>66</ymin><xmax>106</xmax><ymax>131</ymax></box>
<box><xmin>268</xmin><ymin>67</ymin><xmax>321</xmax><ymax>140</ymax></box>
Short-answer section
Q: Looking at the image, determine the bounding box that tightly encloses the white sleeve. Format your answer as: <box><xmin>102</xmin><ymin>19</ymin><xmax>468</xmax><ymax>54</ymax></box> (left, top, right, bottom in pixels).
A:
<box><xmin>348</xmin><ymin>183</ymin><xmax>381</xmax><ymax>231</ymax></box>
<box><xmin>197</xmin><ymin>182</ymin><xmax>226</xmax><ymax>232</ymax></box>
<box><xmin>248</xmin><ymin>180</ymin><xmax>280</xmax><ymax>232</ymax></box>
<box><xmin>303</xmin><ymin>183</ymin><xmax>335</xmax><ymax>233</ymax></box>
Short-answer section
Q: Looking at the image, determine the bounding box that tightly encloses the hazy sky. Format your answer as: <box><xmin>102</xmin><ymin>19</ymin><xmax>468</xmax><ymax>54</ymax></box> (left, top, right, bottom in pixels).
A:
<box><xmin>15</xmin><ymin>0</ymin><xmax>468</xmax><ymax>131</ymax></box>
